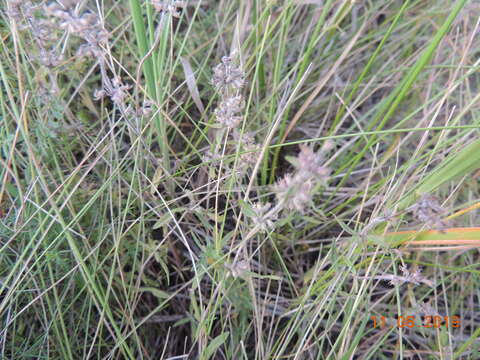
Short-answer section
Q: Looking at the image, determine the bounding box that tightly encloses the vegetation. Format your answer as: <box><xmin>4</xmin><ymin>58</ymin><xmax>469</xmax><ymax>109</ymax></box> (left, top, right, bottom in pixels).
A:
<box><xmin>1</xmin><ymin>0</ymin><xmax>479</xmax><ymax>358</ymax></box>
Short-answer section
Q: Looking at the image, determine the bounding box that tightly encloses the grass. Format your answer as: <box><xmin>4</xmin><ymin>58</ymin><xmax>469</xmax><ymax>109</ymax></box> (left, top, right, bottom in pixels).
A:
<box><xmin>1</xmin><ymin>0</ymin><xmax>480</xmax><ymax>359</ymax></box>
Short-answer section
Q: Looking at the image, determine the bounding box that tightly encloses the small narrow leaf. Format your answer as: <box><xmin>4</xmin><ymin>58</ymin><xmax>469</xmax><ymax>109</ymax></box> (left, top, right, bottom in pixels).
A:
<box><xmin>238</xmin><ymin>199</ymin><xmax>256</xmax><ymax>218</ymax></box>
<box><xmin>139</xmin><ymin>287</ymin><xmax>170</xmax><ymax>299</ymax></box>
<box><xmin>203</xmin><ymin>332</ymin><xmax>229</xmax><ymax>360</ymax></box>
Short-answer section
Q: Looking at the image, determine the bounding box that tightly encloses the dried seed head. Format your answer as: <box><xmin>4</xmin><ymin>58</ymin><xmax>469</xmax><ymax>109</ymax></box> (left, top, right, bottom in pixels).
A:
<box><xmin>409</xmin><ymin>193</ymin><xmax>447</xmax><ymax>229</ymax></box>
<box><xmin>296</xmin><ymin>145</ymin><xmax>331</xmax><ymax>181</ymax></box>
<box><xmin>95</xmin><ymin>77</ymin><xmax>131</xmax><ymax>107</ymax></box>
<box><xmin>151</xmin><ymin>1</ymin><xmax>186</xmax><ymax>17</ymax></box>
<box><xmin>321</xmin><ymin>139</ymin><xmax>335</xmax><ymax>152</ymax></box>
<box><xmin>212</xmin><ymin>56</ymin><xmax>245</xmax><ymax>93</ymax></box>
<box><xmin>58</xmin><ymin>0</ymin><xmax>79</xmax><ymax>8</ymax></box>
<box><xmin>272</xmin><ymin>143</ymin><xmax>331</xmax><ymax>213</ymax></box>
<box><xmin>93</xmin><ymin>88</ymin><xmax>106</xmax><ymax>101</ymax></box>
<box><xmin>34</xmin><ymin>19</ymin><xmax>57</xmax><ymax>45</ymax></box>
<box><xmin>6</xmin><ymin>0</ymin><xmax>32</xmax><ymax>23</ymax></box>
<box><xmin>291</xmin><ymin>180</ymin><xmax>314</xmax><ymax>212</ymax></box>
<box><xmin>140</xmin><ymin>100</ymin><xmax>155</xmax><ymax>116</ymax></box>
<box><xmin>202</xmin><ymin>150</ymin><xmax>221</xmax><ymax>164</ymax></box>
<box><xmin>225</xmin><ymin>259</ymin><xmax>250</xmax><ymax>278</ymax></box>
<box><xmin>250</xmin><ymin>202</ymin><xmax>277</xmax><ymax>233</ymax></box>
<box><xmin>232</xmin><ymin>130</ymin><xmax>255</xmax><ymax>145</ymax></box>
<box><xmin>38</xmin><ymin>47</ymin><xmax>63</xmax><ymax>67</ymax></box>
<box><xmin>45</xmin><ymin>3</ymin><xmax>109</xmax><ymax>58</ymax></box>
<box><xmin>389</xmin><ymin>265</ymin><xmax>433</xmax><ymax>287</ymax></box>
<box><xmin>416</xmin><ymin>302</ymin><xmax>440</xmax><ymax>317</ymax></box>
<box><xmin>214</xmin><ymin>95</ymin><xmax>244</xmax><ymax>128</ymax></box>
<box><xmin>108</xmin><ymin>77</ymin><xmax>132</xmax><ymax>106</ymax></box>
<box><xmin>399</xmin><ymin>265</ymin><xmax>423</xmax><ymax>284</ymax></box>
<box><xmin>273</xmin><ymin>175</ymin><xmax>314</xmax><ymax>213</ymax></box>
<box><xmin>232</xmin><ymin>130</ymin><xmax>260</xmax><ymax>174</ymax></box>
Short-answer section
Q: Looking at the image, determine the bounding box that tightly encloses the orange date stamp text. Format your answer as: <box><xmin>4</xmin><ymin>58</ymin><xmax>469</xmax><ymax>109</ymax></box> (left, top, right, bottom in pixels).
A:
<box><xmin>371</xmin><ymin>315</ymin><xmax>461</xmax><ymax>329</ymax></box>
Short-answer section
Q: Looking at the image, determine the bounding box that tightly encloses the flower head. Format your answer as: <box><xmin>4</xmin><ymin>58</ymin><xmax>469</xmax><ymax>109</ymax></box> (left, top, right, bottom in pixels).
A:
<box><xmin>45</xmin><ymin>2</ymin><xmax>109</xmax><ymax>58</ymax></box>
<box><xmin>416</xmin><ymin>301</ymin><xmax>440</xmax><ymax>317</ymax></box>
<box><xmin>273</xmin><ymin>175</ymin><xmax>314</xmax><ymax>213</ymax></box>
<box><xmin>250</xmin><ymin>202</ymin><xmax>277</xmax><ymax>233</ymax></box>
<box><xmin>94</xmin><ymin>77</ymin><xmax>132</xmax><ymax>107</ymax></box>
<box><xmin>296</xmin><ymin>145</ymin><xmax>331</xmax><ymax>181</ymax></box>
<box><xmin>272</xmin><ymin>143</ymin><xmax>331</xmax><ymax>213</ymax></box>
<box><xmin>389</xmin><ymin>265</ymin><xmax>433</xmax><ymax>287</ymax></box>
<box><xmin>225</xmin><ymin>259</ymin><xmax>249</xmax><ymax>278</ymax></box>
<box><xmin>151</xmin><ymin>0</ymin><xmax>186</xmax><ymax>17</ymax></box>
<box><xmin>212</xmin><ymin>56</ymin><xmax>245</xmax><ymax>93</ymax></box>
<box><xmin>214</xmin><ymin>96</ymin><xmax>244</xmax><ymax>128</ymax></box>
<box><xmin>409</xmin><ymin>193</ymin><xmax>447</xmax><ymax>229</ymax></box>
<box><xmin>231</xmin><ymin>130</ymin><xmax>260</xmax><ymax>174</ymax></box>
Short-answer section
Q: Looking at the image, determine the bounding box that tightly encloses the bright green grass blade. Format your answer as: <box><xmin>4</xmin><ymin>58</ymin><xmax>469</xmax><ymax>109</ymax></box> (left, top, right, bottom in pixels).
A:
<box><xmin>397</xmin><ymin>138</ymin><xmax>480</xmax><ymax>210</ymax></box>
<box><xmin>336</xmin><ymin>0</ymin><xmax>468</xmax><ymax>182</ymax></box>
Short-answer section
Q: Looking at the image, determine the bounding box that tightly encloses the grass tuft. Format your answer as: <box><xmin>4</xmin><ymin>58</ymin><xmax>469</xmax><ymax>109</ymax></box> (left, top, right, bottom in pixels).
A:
<box><xmin>1</xmin><ymin>0</ymin><xmax>480</xmax><ymax>358</ymax></box>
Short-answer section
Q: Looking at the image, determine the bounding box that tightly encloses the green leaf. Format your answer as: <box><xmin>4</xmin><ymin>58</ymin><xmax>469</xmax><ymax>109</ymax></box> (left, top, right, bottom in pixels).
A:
<box><xmin>284</xmin><ymin>155</ymin><xmax>299</xmax><ymax>168</ymax></box>
<box><xmin>202</xmin><ymin>332</ymin><xmax>229</xmax><ymax>360</ymax></box>
<box><xmin>153</xmin><ymin>207</ymin><xmax>187</xmax><ymax>229</ymax></box>
<box><xmin>139</xmin><ymin>287</ymin><xmax>170</xmax><ymax>300</ymax></box>
<box><xmin>238</xmin><ymin>199</ymin><xmax>256</xmax><ymax>218</ymax></box>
